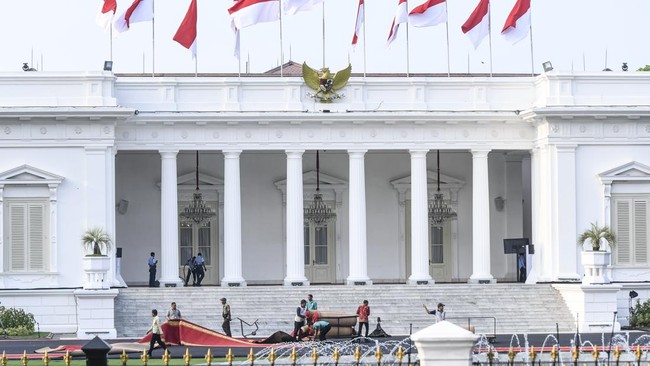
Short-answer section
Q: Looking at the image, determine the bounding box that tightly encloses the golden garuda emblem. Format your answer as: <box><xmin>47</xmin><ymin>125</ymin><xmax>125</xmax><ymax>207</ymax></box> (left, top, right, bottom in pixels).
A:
<box><xmin>302</xmin><ymin>62</ymin><xmax>352</xmax><ymax>103</ymax></box>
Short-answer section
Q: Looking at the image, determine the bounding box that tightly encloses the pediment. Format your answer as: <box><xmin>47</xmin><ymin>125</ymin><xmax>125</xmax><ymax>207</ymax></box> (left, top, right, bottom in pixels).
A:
<box><xmin>155</xmin><ymin>172</ymin><xmax>223</xmax><ymax>189</ymax></box>
<box><xmin>274</xmin><ymin>170</ymin><xmax>347</xmax><ymax>188</ymax></box>
<box><xmin>177</xmin><ymin>172</ymin><xmax>223</xmax><ymax>186</ymax></box>
<box><xmin>599</xmin><ymin>161</ymin><xmax>650</xmax><ymax>183</ymax></box>
<box><xmin>391</xmin><ymin>170</ymin><xmax>465</xmax><ymax>190</ymax></box>
<box><xmin>0</xmin><ymin>164</ymin><xmax>64</xmax><ymax>185</ymax></box>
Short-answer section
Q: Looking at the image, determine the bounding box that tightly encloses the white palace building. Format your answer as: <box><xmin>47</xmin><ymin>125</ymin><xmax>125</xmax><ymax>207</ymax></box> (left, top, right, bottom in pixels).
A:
<box><xmin>0</xmin><ymin>67</ymin><xmax>649</xmax><ymax>336</ymax></box>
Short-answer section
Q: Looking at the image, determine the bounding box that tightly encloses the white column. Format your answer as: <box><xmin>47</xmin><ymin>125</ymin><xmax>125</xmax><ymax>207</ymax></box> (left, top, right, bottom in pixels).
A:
<box><xmin>284</xmin><ymin>150</ymin><xmax>308</xmax><ymax>286</ymax></box>
<box><xmin>106</xmin><ymin>147</ymin><xmax>117</xmax><ymax>287</ymax></box>
<box><xmin>159</xmin><ymin>149</ymin><xmax>182</xmax><ymax>287</ymax></box>
<box><xmin>555</xmin><ymin>145</ymin><xmax>580</xmax><ymax>281</ymax></box>
<box><xmin>469</xmin><ymin>149</ymin><xmax>494</xmax><ymax>283</ymax></box>
<box><xmin>528</xmin><ymin>148</ymin><xmax>541</xmax><ymax>284</ymax></box>
<box><xmin>222</xmin><ymin>150</ymin><xmax>246</xmax><ymax>287</ymax></box>
<box><xmin>408</xmin><ymin>149</ymin><xmax>433</xmax><ymax>285</ymax></box>
<box><xmin>346</xmin><ymin>150</ymin><xmax>372</xmax><ymax>285</ymax></box>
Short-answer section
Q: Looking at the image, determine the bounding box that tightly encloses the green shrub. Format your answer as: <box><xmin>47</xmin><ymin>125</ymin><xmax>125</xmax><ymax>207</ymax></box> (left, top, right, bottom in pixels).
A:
<box><xmin>629</xmin><ymin>299</ymin><xmax>650</xmax><ymax>328</ymax></box>
<box><xmin>0</xmin><ymin>306</ymin><xmax>35</xmax><ymax>336</ymax></box>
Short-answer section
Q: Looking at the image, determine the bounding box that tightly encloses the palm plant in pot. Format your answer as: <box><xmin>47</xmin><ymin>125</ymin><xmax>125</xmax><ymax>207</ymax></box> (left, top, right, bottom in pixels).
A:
<box><xmin>578</xmin><ymin>222</ymin><xmax>616</xmax><ymax>284</ymax></box>
<box><xmin>82</xmin><ymin>227</ymin><xmax>112</xmax><ymax>289</ymax></box>
<box><xmin>578</xmin><ymin>222</ymin><xmax>616</xmax><ymax>251</ymax></box>
<box><xmin>82</xmin><ymin>227</ymin><xmax>112</xmax><ymax>256</ymax></box>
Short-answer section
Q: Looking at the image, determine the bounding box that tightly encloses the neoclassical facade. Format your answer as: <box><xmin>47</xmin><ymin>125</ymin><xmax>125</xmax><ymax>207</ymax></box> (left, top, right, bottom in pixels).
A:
<box><xmin>1</xmin><ymin>70</ymin><xmax>649</xmax><ymax>334</ymax></box>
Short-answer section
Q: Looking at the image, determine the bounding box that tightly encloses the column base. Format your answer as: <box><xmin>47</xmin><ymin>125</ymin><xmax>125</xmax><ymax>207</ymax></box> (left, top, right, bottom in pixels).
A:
<box><xmin>283</xmin><ymin>278</ymin><xmax>310</xmax><ymax>287</ymax></box>
<box><xmin>468</xmin><ymin>275</ymin><xmax>496</xmax><ymax>284</ymax></box>
<box><xmin>221</xmin><ymin>278</ymin><xmax>247</xmax><ymax>287</ymax></box>
<box><xmin>158</xmin><ymin>277</ymin><xmax>184</xmax><ymax>287</ymax></box>
<box><xmin>346</xmin><ymin>277</ymin><xmax>372</xmax><ymax>286</ymax></box>
<box><xmin>557</xmin><ymin>272</ymin><xmax>581</xmax><ymax>282</ymax></box>
<box><xmin>408</xmin><ymin>279</ymin><xmax>435</xmax><ymax>285</ymax></box>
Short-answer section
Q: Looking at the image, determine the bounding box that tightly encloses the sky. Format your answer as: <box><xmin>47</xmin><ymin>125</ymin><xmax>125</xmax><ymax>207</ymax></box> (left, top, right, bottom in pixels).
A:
<box><xmin>1</xmin><ymin>0</ymin><xmax>649</xmax><ymax>75</ymax></box>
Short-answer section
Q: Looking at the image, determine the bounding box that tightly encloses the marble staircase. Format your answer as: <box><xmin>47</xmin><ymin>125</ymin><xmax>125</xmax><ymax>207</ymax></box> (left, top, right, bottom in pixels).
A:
<box><xmin>114</xmin><ymin>284</ymin><xmax>577</xmax><ymax>338</ymax></box>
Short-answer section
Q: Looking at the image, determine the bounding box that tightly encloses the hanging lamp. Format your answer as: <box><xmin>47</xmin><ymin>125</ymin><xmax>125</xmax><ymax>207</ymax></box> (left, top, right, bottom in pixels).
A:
<box><xmin>428</xmin><ymin>150</ymin><xmax>457</xmax><ymax>225</ymax></box>
<box><xmin>180</xmin><ymin>151</ymin><xmax>216</xmax><ymax>224</ymax></box>
<box><xmin>304</xmin><ymin>150</ymin><xmax>336</xmax><ymax>225</ymax></box>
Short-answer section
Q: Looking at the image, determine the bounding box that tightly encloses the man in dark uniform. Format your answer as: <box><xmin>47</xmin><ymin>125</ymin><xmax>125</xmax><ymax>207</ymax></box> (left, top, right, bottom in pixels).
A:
<box><xmin>195</xmin><ymin>253</ymin><xmax>207</xmax><ymax>286</ymax></box>
<box><xmin>148</xmin><ymin>252</ymin><xmax>158</xmax><ymax>287</ymax></box>
<box><xmin>184</xmin><ymin>256</ymin><xmax>196</xmax><ymax>286</ymax></box>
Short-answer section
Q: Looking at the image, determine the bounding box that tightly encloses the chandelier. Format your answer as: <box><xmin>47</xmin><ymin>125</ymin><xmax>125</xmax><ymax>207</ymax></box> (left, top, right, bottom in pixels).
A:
<box><xmin>180</xmin><ymin>151</ymin><xmax>216</xmax><ymax>225</ymax></box>
<box><xmin>304</xmin><ymin>151</ymin><xmax>336</xmax><ymax>226</ymax></box>
<box><xmin>428</xmin><ymin>150</ymin><xmax>457</xmax><ymax>225</ymax></box>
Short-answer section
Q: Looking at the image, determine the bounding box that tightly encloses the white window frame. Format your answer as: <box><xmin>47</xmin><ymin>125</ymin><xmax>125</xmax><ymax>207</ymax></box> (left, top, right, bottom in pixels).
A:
<box><xmin>0</xmin><ymin>165</ymin><xmax>63</xmax><ymax>273</ymax></box>
<box><xmin>599</xmin><ymin>161</ymin><xmax>650</xmax><ymax>268</ymax></box>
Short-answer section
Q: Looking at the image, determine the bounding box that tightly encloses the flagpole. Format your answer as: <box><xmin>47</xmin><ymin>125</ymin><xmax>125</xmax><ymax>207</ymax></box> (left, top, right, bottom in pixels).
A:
<box><xmin>195</xmin><ymin>54</ymin><xmax>198</xmax><ymax>77</ymax></box>
<box><xmin>322</xmin><ymin>1</ymin><xmax>326</xmax><ymax>68</ymax></box>
<box><xmin>151</xmin><ymin>0</ymin><xmax>156</xmax><ymax>77</ymax></box>
<box><xmin>110</xmin><ymin>24</ymin><xmax>114</xmax><ymax>61</ymax></box>
<box><xmin>444</xmin><ymin>2</ymin><xmax>450</xmax><ymax>77</ymax></box>
<box><xmin>405</xmin><ymin>0</ymin><xmax>410</xmax><ymax>77</ymax></box>
<box><xmin>487</xmin><ymin>0</ymin><xmax>493</xmax><ymax>77</ymax></box>
<box><xmin>528</xmin><ymin>4</ymin><xmax>535</xmax><ymax>76</ymax></box>
<box><xmin>279</xmin><ymin>0</ymin><xmax>284</xmax><ymax>77</ymax></box>
<box><xmin>362</xmin><ymin>0</ymin><xmax>367</xmax><ymax>77</ymax></box>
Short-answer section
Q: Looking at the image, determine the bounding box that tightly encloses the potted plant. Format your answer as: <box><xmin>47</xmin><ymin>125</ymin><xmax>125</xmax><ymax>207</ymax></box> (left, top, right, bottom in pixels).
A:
<box><xmin>81</xmin><ymin>227</ymin><xmax>112</xmax><ymax>289</ymax></box>
<box><xmin>82</xmin><ymin>227</ymin><xmax>112</xmax><ymax>256</ymax></box>
<box><xmin>578</xmin><ymin>222</ymin><xmax>616</xmax><ymax>251</ymax></box>
<box><xmin>578</xmin><ymin>222</ymin><xmax>616</xmax><ymax>284</ymax></box>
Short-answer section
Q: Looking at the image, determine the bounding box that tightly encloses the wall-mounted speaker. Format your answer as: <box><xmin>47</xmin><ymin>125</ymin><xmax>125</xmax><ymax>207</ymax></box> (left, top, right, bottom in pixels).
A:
<box><xmin>117</xmin><ymin>199</ymin><xmax>129</xmax><ymax>215</ymax></box>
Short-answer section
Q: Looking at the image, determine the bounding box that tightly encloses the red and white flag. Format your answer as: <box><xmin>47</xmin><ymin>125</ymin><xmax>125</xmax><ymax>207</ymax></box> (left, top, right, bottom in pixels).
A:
<box><xmin>409</xmin><ymin>0</ymin><xmax>446</xmax><ymax>28</ymax></box>
<box><xmin>114</xmin><ymin>0</ymin><xmax>154</xmax><ymax>33</ymax></box>
<box><xmin>283</xmin><ymin>0</ymin><xmax>323</xmax><ymax>15</ymax></box>
<box><xmin>96</xmin><ymin>0</ymin><xmax>117</xmax><ymax>31</ymax></box>
<box><xmin>351</xmin><ymin>0</ymin><xmax>364</xmax><ymax>48</ymax></box>
<box><xmin>386</xmin><ymin>0</ymin><xmax>408</xmax><ymax>47</ymax></box>
<box><xmin>173</xmin><ymin>0</ymin><xmax>198</xmax><ymax>58</ymax></box>
<box><xmin>228</xmin><ymin>0</ymin><xmax>280</xmax><ymax>30</ymax></box>
<box><xmin>501</xmin><ymin>0</ymin><xmax>531</xmax><ymax>44</ymax></box>
<box><xmin>461</xmin><ymin>0</ymin><xmax>490</xmax><ymax>49</ymax></box>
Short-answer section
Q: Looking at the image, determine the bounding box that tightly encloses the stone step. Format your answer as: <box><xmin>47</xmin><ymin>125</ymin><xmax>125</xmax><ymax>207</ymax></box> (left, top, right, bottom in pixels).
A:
<box><xmin>115</xmin><ymin>284</ymin><xmax>576</xmax><ymax>338</ymax></box>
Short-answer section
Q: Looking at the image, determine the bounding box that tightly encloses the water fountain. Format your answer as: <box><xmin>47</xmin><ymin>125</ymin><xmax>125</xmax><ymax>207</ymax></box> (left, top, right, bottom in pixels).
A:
<box><xmin>250</xmin><ymin>338</ymin><xmax>417</xmax><ymax>365</ymax></box>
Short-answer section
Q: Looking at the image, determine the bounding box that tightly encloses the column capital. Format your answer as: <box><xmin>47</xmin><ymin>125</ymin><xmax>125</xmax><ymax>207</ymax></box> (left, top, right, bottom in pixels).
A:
<box><xmin>471</xmin><ymin>148</ymin><xmax>491</xmax><ymax>158</ymax></box>
<box><xmin>285</xmin><ymin>149</ymin><xmax>305</xmax><ymax>158</ymax></box>
<box><xmin>348</xmin><ymin>149</ymin><xmax>367</xmax><ymax>158</ymax></box>
<box><xmin>223</xmin><ymin>149</ymin><xmax>242</xmax><ymax>158</ymax></box>
<box><xmin>159</xmin><ymin>148</ymin><xmax>179</xmax><ymax>157</ymax></box>
<box><xmin>409</xmin><ymin>149</ymin><xmax>429</xmax><ymax>157</ymax></box>
<box><xmin>555</xmin><ymin>144</ymin><xmax>578</xmax><ymax>152</ymax></box>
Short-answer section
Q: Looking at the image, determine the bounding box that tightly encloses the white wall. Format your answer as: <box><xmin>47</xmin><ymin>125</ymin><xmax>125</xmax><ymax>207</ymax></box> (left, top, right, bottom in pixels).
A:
<box><xmin>0</xmin><ymin>146</ymin><xmax>103</xmax><ymax>289</ymax></box>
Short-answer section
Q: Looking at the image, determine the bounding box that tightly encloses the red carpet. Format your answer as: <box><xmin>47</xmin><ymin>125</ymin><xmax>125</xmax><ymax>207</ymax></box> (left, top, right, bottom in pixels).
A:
<box><xmin>139</xmin><ymin>320</ymin><xmax>260</xmax><ymax>347</ymax></box>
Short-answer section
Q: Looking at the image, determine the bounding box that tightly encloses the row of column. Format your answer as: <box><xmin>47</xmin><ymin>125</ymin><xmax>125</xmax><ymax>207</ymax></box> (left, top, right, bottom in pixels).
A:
<box><xmin>157</xmin><ymin>148</ymin><xmax>495</xmax><ymax>287</ymax></box>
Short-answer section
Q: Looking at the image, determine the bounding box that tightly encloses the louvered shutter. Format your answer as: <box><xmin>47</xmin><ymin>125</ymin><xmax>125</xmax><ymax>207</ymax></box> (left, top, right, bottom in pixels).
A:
<box><xmin>634</xmin><ymin>200</ymin><xmax>648</xmax><ymax>265</ymax></box>
<box><xmin>9</xmin><ymin>203</ymin><xmax>26</xmax><ymax>271</ymax></box>
<box><xmin>615</xmin><ymin>199</ymin><xmax>631</xmax><ymax>265</ymax></box>
<box><xmin>6</xmin><ymin>200</ymin><xmax>48</xmax><ymax>272</ymax></box>
<box><xmin>28</xmin><ymin>203</ymin><xmax>45</xmax><ymax>271</ymax></box>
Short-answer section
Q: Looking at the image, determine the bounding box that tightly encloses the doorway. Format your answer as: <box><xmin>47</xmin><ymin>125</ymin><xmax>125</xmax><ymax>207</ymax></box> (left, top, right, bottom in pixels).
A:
<box><xmin>304</xmin><ymin>222</ymin><xmax>335</xmax><ymax>283</ymax></box>
<box><xmin>178</xmin><ymin>204</ymin><xmax>218</xmax><ymax>285</ymax></box>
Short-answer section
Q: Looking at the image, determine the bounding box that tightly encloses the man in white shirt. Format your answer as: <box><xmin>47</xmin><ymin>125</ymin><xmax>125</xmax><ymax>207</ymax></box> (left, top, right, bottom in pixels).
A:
<box><xmin>146</xmin><ymin>309</ymin><xmax>167</xmax><ymax>357</ymax></box>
